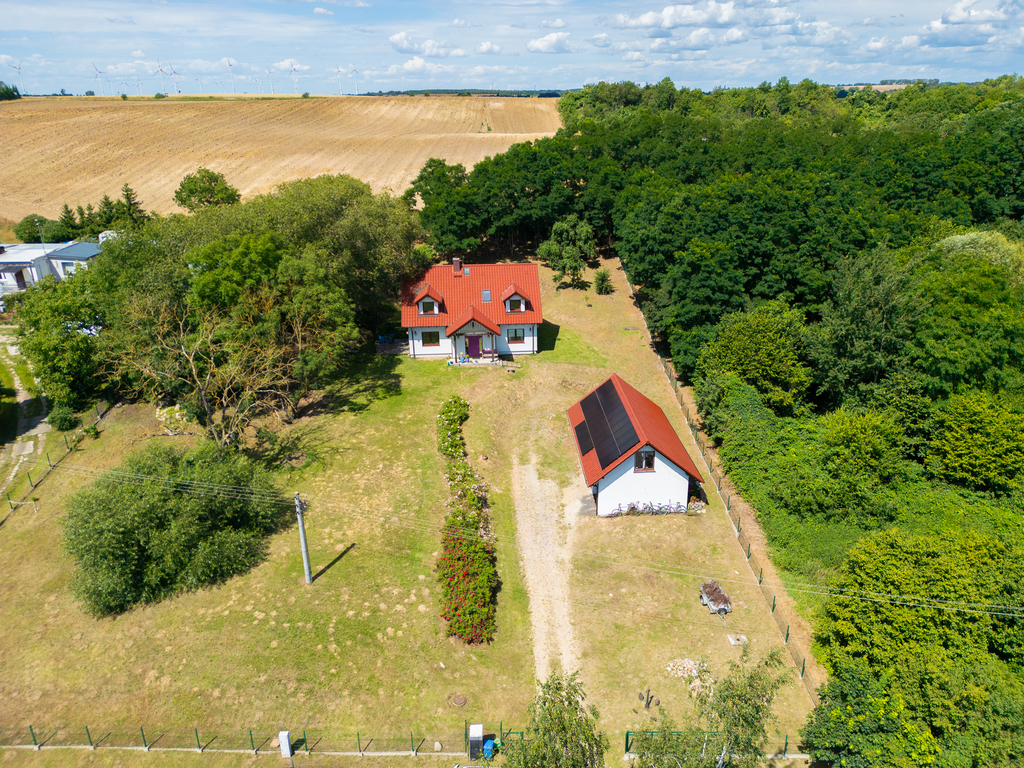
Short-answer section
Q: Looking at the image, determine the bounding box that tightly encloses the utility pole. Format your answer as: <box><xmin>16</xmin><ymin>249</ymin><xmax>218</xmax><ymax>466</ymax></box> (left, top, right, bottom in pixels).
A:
<box><xmin>294</xmin><ymin>492</ymin><xmax>312</xmax><ymax>584</ymax></box>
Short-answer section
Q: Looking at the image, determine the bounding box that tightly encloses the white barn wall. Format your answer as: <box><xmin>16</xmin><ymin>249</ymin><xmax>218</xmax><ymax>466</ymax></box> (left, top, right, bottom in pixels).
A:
<box><xmin>595</xmin><ymin>448</ymin><xmax>691</xmax><ymax>517</ymax></box>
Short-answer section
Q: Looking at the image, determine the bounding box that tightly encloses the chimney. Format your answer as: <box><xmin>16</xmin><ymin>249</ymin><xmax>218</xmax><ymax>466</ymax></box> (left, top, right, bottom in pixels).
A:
<box><xmin>453</xmin><ymin>257</ymin><xmax>462</xmax><ymax>276</ymax></box>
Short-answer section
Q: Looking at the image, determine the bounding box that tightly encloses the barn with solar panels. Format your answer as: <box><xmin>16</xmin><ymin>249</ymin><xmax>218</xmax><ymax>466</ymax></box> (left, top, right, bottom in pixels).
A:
<box><xmin>567</xmin><ymin>374</ymin><xmax>704</xmax><ymax>517</ymax></box>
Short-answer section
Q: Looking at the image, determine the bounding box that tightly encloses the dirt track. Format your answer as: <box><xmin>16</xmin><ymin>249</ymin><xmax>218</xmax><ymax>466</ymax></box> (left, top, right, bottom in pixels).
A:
<box><xmin>0</xmin><ymin>95</ymin><xmax>562</xmax><ymax>222</ymax></box>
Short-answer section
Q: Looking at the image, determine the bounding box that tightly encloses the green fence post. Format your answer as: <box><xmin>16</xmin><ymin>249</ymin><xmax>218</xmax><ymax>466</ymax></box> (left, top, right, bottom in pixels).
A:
<box><xmin>464</xmin><ymin>721</ymin><xmax>467</xmax><ymax>753</ymax></box>
<box><xmin>758</xmin><ymin>567</ymin><xmax>763</xmax><ymax>585</ymax></box>
<box><xmin>784</xmin><ymin>734</ymin><xmax>788</xmax><ymax>755</ymax></box>
<box><xmin>195</xmin><ymin>728</ymin><xmax>201</xmax><ymax>752</ymax></box>
<box><xmin>140</xmin><ymin>727</ymin><xmax>148</xmax><ymax>750</ymax></box>
<box><xmin>304</xmin><ymin>730</ymin><xmax>309</xmax><ymax>755</ymax></box>
<box><xmin>411</xmin><ymin>730</ymin><xmax>415</xmax><ymax>756</ymax></box>
<box><xmin>746</xmin><ymin>543</ymin><xmax>751</xmax><ymax>559</ymax></box>
<box><xmin>709</xmin><ymin>457</ymin><xmax>713</xmax><ymax>472</ymax></box>
<box><xmin>357</xmin><ymin>731</ymin><xmax>362</xmax><ymax>756</ymax></box>
<box><xmin>249</xmin><ymin>729</ymin><xmax>255</xmax><ymax>754</ymax></box>
<box><xmin>86</xmin><ymin>726</ymin><xmax>93</xmax><ymax>749</ymax></box>
<box><xmin>801</xmin><ymin>658</ymin><xmax>806</xmax><ymax>678</ymax></box>
<box><xmin>46</xmin><ymin>452</ymin><xmax>51</xmax><ymax>468</ymax></box>
<box><xmin>771</xmin><ymin>595</ymin><xmax>776</xmax><ymax>613</ymax></box>
<box><xmin>737</xmin><ymin>516</ymin><xmax>741</xmax><ymax>533</ymax></box>
<box><xmin>7</xmin><ymin>493</ymin><xmax>12</xmax><ymax>510</ymax></box>
<box><xmin>726</xmin><ymin>494</ymin><xmax>731</xmax><ymax>510</ymax></box>
<box><xmin>64</xmin><ymin>434</ymin><xmax>70</xmax><ymax>451</ymax></box>
<box><xmin>785</xmin><ymin>625</ymin><xmax>790</xmax><ymax>643</ymax></box>
<box><xmin>29</xmin><ymin>725</ymin><xmax>37</xmax><ymax>747</ymax></box>
<box><xmin>27</xmin><ymin>470</ymin><xmax>33</xmax><ymax>488</ymax></box>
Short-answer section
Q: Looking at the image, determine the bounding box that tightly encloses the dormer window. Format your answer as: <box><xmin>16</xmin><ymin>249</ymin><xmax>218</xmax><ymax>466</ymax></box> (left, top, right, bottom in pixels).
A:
<box><xmin>509</xmin><ymin>298</ymin><xmax>523</xmax><ymax>312</ymax></box>
<box><xmin>421</xmin><ymin>300</ymin><xmax>437</xmax><ymax>314</ymax></box>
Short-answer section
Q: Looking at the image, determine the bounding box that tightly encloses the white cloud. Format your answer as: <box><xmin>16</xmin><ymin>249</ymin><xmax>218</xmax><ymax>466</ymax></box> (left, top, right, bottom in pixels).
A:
<box><xmin>451</xmin><ymin>18</ymin><xmax>479</xmax><ymax>27</ymax></box>
<box><xmin>274</xmin><ymin>58</ymin><xmax>311</xmax><ymax>71</ymax></box>
<box><xmin>866</xmin><ymin>36</ymin><xmax>888</xmax><ymax>50</ymax></box>
<box><xmin>615</xmin><ymin>2</ymin><xmax>738</xmax><ymax>30</ymax></box>
<box><xmin>590</xmin><ymin>33</ymin><xmax>612</xmax><ymax>47</ymax></box>
<box><xmin>477</xmin><ymin>41</ymin><xmax>502</xmax><ymax>54</ymax></box>
<box><xmin>131</xmin><ymin>50</ymin><xmax>144</xmax><ymax>57</ymax></box>
<box><xmin>722</xmin><ymin>27</ymin><xmax>746</xmax><ymax>44</ymax></box>
<box><xmin>313</xmin><ymin>7</ymin><xmax>334</xmax><ymax>15</ymax></box>
<box><xmin>389</xmin><ymin>31</ymin><xmax>464</xmax><ymax>57</ymax></box>
<box><xmin>370</xmin><ymin>56</ymin><xmax>458</xmax><ymax>76</ymax></box>
<box><xmin>527</xmin><ymin>31</ymin><xmax>572</xmax><ymax>53</ymax></box>
<box><xmin>623</xmin><ymin>51</ymin><xmax>647</xmax><ymax>60</ymax></box>
<box><xmin>542</xmin><ymin>19</ymin><xmax>567</xmax><ymax>28</ymax></box>
<box><xmin>942</xmin><ymin>0</ymin><xmax>1005</xmax><ymax>23</ymax></box>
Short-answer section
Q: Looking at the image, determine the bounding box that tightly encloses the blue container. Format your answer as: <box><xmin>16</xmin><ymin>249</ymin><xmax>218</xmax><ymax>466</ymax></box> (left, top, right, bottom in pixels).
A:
<box><xmin>483</xmin><ymin>739</ymin><xmax>495</xmax><ymax>758</ymax></box>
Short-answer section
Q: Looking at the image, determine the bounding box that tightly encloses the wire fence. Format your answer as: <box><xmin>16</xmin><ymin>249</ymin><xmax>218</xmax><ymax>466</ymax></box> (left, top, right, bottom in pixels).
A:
<box><xmin>0</xmin><ymin>723</ymin><xmax>519</xmax><ymax>757</ymax></box>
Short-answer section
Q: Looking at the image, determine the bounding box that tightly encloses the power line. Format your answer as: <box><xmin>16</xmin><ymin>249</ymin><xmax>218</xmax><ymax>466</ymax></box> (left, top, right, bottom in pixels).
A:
<box><xmin>41</xmin><ymin>461</ymin><xmax>1024</xmax><ymax>619</ymax></box>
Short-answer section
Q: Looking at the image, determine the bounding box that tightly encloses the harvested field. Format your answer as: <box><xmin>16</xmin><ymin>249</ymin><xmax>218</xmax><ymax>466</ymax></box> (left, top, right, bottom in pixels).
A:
<box><xmin>0</xmin><ymin>96</ymin><xmax>562</xmax><ymax>222</ymax></box>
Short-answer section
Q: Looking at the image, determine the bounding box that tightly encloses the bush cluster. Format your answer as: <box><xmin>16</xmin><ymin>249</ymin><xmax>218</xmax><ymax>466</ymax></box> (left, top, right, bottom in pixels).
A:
<box><xmin>434</xmin><ymin>396</ymin><xmax>499</xmax><ymax>643</ymax></box>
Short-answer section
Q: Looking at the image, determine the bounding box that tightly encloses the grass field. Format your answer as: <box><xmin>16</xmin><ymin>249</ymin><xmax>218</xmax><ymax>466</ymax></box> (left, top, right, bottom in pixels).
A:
<box><xmin>0</xmin><ymin>96</ymin><xmax>561</xmax><ymax>223</ymax></box>
<box><xmin>0</xmin><ymin>258</ymin><xmax>815</xmax><ymax>764</ymax></box>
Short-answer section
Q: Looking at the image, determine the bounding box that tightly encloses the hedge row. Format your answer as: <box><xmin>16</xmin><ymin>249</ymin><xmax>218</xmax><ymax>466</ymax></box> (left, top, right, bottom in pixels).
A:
<box><xmin>435</xmin><ymin>396</ymin><xmax>499</xmax><ymax>643</ymax></box>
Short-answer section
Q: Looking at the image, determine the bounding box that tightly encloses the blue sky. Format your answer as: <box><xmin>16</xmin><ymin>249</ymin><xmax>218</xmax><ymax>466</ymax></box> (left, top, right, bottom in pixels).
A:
<box><xmin>2</xmin><ymin>0</ymin><xmax>1022</xmax><ymax>95</ymax></box>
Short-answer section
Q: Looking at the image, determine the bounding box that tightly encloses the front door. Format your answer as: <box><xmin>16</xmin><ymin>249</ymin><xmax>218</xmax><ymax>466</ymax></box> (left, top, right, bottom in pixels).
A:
<box><xmin>14</xmin><ymin>270</ymin><xmax>26</xmax><ymax>291</ymax></box>
<box><xmin>467</xmin><ymin>336</ymin><xmax>481</xmax><ymax>358</ymax></box>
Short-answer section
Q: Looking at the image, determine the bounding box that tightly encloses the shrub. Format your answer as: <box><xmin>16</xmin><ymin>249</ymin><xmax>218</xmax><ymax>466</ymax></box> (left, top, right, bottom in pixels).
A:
<box><xmin>301</xmin><ymin>92</ymin><xmax>310</xmax><ymax>99</ymax></box>
<box><xmin>121</xmin><ymin>93</ymin><xmax>128</xmax><ymax>101</ymax></box>
<box><xmin>61</xmin><ymin>442</ymin><xmax>285</xmax><ymax>615</ymax></box>
<box><xmin>47</xmin><ymin>404</ymin><xmax>79</xmax><ymax>431</ymax></box>
<box><xmin>594</xmin><ymin>268</ymin><xmax>613</xmax><ymax>294</ymax></box>
<box><xmin>154</xmin><ymin>92</ymin><xmax>166</xmax><ymax>99</ymax></box>
<box><xmin>434</xmin><ymin>396</ymin><xmax>499</xmax><ymax>643</ymax></box>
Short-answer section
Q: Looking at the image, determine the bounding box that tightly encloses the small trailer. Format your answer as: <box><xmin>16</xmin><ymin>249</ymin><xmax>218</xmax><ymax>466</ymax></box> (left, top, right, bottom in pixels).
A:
<box><xmin>700</xmin><ymin>580</ymin><xmax>732</xmax><ymax>616</ymax></box>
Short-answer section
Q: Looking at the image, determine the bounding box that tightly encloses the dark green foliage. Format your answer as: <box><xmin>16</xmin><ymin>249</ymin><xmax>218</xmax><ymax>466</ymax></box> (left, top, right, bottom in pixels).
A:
<box><xmin>696</xmin><ymin>301</ymin><xmax>811</xmax><ymax>415</ymax></box>
<box><xmin>46</xmin><ymin>404</ymin><xmax>79</xmax><ymax>431</ymax></box>
<box><xmin>538</xmin><ymin>214</ymin><xmax>597</xmax><ymax>287</ymax></box>
<box><xmin>61</xmin><ymin>442</ymin><xmax>284</xmax><ymax>616</ymax></box>
<box><xmin>13</xmin><ymin>215</ymin><xmax>49</xmax><ymax>243</ymax></box>
<box><xmin>593</xmin><ymin>268</ymin><xmax>612</xmax><ymax>295</ymax></box>
<box><xmin>503</xmin><ymin>671</ymin><xmax>608</xmax><ymax>768</ymax></box>
<box><xmin>15</xmin><ymin>275</ymin><xmax>99</xmax><ymax>409</ymax></box>
<box><xmin>173</xmin><ymin>167</ymin><xmax>242</xmax><ymax>213</ymax></box>
<box><xmin>0</xmin><ymin>81</ymin><xmax>21</xmax><ymax>100</ymax></box>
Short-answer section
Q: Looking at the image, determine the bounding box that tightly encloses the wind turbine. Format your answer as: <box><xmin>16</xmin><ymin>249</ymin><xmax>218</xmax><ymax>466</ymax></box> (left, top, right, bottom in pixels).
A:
<box><xmin>334</xmin><ymin>65</ymin><xmax>344</xmax><ymax>95</ymax></box>
<box><xmin>120</xmin><ymin>74</ymin><xmax>128</xmax><ymax>95</ymax></box>
<box><xmin>195</xmin><ymin>75</ymin><xmax>204</xmax><ymax>95</ymax></box>
<box><xmin>266</xmin><ymin>66</ymin><xmax>275</xmax><ymax>95</ymax></box>
<box><xmin>290</xmin><ymin>63</ymin><xmax>298</xmax><ymax>95</ymax></box>
<box><xmin>91</xmin><ymin>64</ymin><xmax>106</xmax><ymax>96</ymax></box>
<box><xmin>227</xmin><ymin>58</ymin><xmax>236</xmax><ymax>93</ymax></box>
<box><xmin>168</xmin><ymin>64</ymin><xmax>181</xmax><ymax>93</ymax></box>
<box><xmin>350</xmin><ymin>66</ymin><xmax>359</xmax><ymax>95</ymax></box>
<box><xmin>134</xmin><ymin>77</ymin><xmax>142</xmax><ymax>95</ymax></box>
<box><xmin>6</xmin><ymin>61</ymin><xmax>24</xmax><ymax>94</ymax></box>
<box><xmin>156</xmin><ymin>61</ymin><xmax>167</xmax><ymax>94</ymax></box>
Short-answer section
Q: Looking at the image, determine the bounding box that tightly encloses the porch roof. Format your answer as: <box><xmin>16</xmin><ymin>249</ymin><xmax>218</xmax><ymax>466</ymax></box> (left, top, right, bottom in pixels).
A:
<box><xmin>446</xmin><ymin>304</ymin><xmax>501</xmax><ymax>336</ymax></box>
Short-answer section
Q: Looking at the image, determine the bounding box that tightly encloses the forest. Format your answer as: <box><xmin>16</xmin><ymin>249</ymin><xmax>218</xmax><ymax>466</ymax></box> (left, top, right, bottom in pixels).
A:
<box><xmin>410</xmin><ymin>76</ymin><xmax>1024</xmax><ymax>766</ymax></box>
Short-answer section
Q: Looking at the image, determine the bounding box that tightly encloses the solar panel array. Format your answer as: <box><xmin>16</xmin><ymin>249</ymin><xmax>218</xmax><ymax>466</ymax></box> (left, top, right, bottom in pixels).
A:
<box><xmin>577</xmin><ymin>379</ymin><xmax>639</xmax><ymax>469</ymax></box>
<box><xmin>574</xmin><ymin>421</ymin><xmax>594</xmax><ymax>455</ymax></box>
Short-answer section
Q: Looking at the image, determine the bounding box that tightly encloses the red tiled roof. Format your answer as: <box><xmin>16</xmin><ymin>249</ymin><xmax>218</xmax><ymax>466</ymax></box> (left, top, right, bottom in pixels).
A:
<box><xmin>566</xmin><ymin>374</ymin><xmax>704</xmax><ymax>487</ymax></box>
<box><xmin>402</xmin><ymin>262</ymin><xmax>543</xmax><ymax>332</ymax></box>
<box><xmin>413</xmin><ymin>284</ymin><xmax>444</xmax><ymax>304</ymax></box>
<box><xmin>447</xmin><ymin>304</ymin><xmax>501</xmax><ymax>336</ymax></box>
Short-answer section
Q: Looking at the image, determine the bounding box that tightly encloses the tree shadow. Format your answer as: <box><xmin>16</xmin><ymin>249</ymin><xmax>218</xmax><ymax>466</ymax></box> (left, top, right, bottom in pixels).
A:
<box><xmin>553</xmin><ymin>276</ymin><xmax>592</xmax><ymax>292</ymax></box>
<box><xmin>537</xmin><ymin>320</ymin><xmax>562</xmax><ymax>353</ymax></box>
<box><xmin>305</xmin><ymin>347</ymin><xmax>402</xmax><ymax>417</ymax></box>
<box><xmin>312</xmin><ymin>543</ymin><xmax>355</xmax><ymax>583</ymax></box>
<box><xmin>248</xmin><ymin>422</ymin><xmax>333</xmax><ymax>471</ymax></box>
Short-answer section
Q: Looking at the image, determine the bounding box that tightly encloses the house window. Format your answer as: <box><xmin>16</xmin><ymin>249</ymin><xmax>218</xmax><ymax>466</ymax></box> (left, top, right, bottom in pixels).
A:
<box><xmin>422</xmin><ymin>331</ymin><xmax>440</xmax><ymax>346</ymax></box>
<box><xmin>508</xmin><ymin>328</ymin><xmax>525</xmax><ymax>344</ymax></box>
<box><xmin>634</xmin><ymin>448</ymin><xmax>655</xmax><ymax>472</ymax></box>
<box><xmin>482</xmin><ymin>289</ymin><xmax>491</xmax><ymax>302</ymax></box>
<box><xmin>62</xmin><ymin>262</ymin><xmax>77</xmax><ymax>275</ymax></box>
<box><xmin>421</xmin><ymin>300</ymin><xmax>436</xmax><ymax>314</ymax></box>
<box><xmin>509</xmin><ymin>298</ymin><xmax>523</xmax><ymax>312</ymax></box>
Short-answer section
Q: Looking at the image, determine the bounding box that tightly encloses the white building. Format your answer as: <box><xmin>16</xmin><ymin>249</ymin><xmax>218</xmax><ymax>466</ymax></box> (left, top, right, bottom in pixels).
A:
<box><xmin>0</xmin><ymin>241</ymin><xmax>99</xmax><ymax>296</ymax></box>
<box><xmin>568</xmin><ymin>374</ymin><xmax>704</xmax><ymax>517</ymax></box>
<box><xmin>401</xmin><ymin>259</ymin><xmax>542</xmax><ymax>362</ymax></box>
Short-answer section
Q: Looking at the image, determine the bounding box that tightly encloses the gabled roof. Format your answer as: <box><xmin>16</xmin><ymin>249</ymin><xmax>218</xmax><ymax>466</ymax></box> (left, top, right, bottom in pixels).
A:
<box><xmin>500</xmin><ymin>282</ymin><xmax>527</xmax><ymax>302</ymax></box>
<box><xmin>567</xmin><ymin>374</ymin><xmax>704</xmax><ymax>487</ymax></box>
<box><xmin>413</xmin><ymin>283</ymin><xmax>444</xmax><ymax>304</ymax></box>
<box><xmin>401</xmin><ymin>262</ymin><xmax>543</xmax><ymax>330</ymax></box>
<box><xmin>447</xmin><ymin>304</ymin><xmax>501</xmax><ymax>336</ymax></box>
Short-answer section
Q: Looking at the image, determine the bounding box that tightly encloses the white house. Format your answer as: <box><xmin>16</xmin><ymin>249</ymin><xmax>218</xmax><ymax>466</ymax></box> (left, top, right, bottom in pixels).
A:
<box><xmin>401</xmin><ymin>259</ymin><xmax>543</xmax><ymax>361</ymax></box>
<box><xmin>567</xmin><ymin>374</ymin><xmax>704</xmax><ymax>517</ymax></box>
<box><xmin>0</xmin><ymin>241</ymin><xmax>99</xmax><ymax>296</ymax></box>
